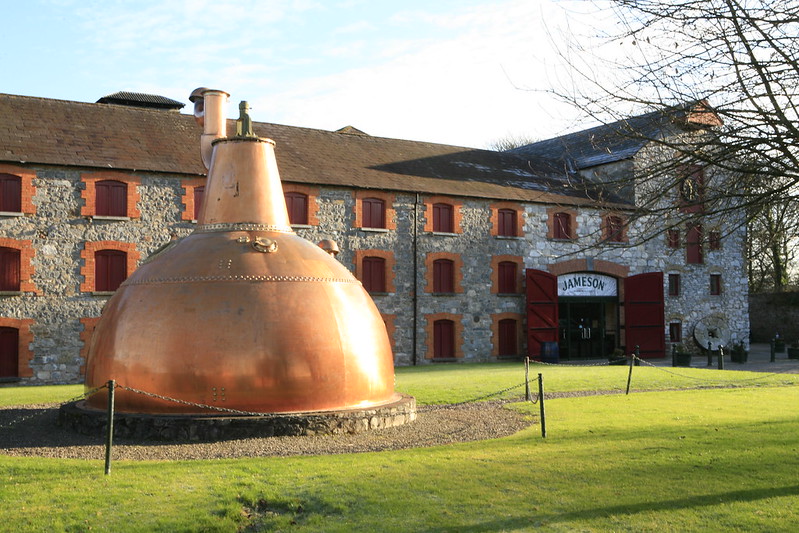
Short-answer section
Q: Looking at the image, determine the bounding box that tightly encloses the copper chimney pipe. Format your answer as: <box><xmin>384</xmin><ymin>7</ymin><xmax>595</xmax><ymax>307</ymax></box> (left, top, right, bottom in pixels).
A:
<box><xmin>189</xmin><ymin>87</ymin><xmax>230</xmax><ymax>169</ymax></box>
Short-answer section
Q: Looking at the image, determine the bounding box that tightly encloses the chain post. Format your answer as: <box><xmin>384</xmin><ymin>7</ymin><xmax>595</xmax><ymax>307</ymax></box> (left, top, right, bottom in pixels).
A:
<box><xmin>538</xmin><ymin>373</ymin><xmax>546</xmax><ymax>438</ymax></box>
<box><xmin>524</xmin><ymin>357</ymin><xmax>531</xmax><ymax>402</ymax></box>
<box><xmin>707</xmin><ymin>341</ymin><xmax>713</xmax><ymax>366</ymax></box>
<box><xmin>104</xmin><ymin>379</ymin><xmax>115</xmax><ymax>476</ymax></box>
<box><xmin>626</xmin><ymin>347</ymin><xmax>635</xmax><ymax>395</ymax></box>
<box><xmin>770</xmin><ymin>339</ymin><xmax>776</xmax><ymax>363</ymax></box>
<box><xmin>718</xmin><ymin>345</ymin><xmax>724</xmax><ymax>370</ymax></box>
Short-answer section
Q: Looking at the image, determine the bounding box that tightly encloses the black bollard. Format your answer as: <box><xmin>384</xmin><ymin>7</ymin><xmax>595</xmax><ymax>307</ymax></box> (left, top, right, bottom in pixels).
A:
<box><xmin>707</xmin><ymin>341</ymin><xmax>713</xmax><ymax>366</ymax></box>
<box><xmin>771</xmin><ymin>339</ymin><xmax>776</xmax><ymax>363</ymax></box>
<box><xmin>718</xmin><ymin>345</ymin><xmax>724</xmax><ymax>370</ymax></box>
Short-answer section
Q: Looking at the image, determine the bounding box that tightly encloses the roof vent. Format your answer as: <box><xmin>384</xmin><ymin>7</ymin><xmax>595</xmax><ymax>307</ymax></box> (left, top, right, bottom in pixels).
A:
<box><xmin>97</xmin><ymin>91</ymin><xmax>185</xmax><ymax>111</ymax></box>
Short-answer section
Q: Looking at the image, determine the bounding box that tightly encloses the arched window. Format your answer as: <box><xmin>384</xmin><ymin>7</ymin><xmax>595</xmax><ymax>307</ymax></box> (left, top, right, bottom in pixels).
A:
<box><xmin>285</xmin><ymin>192</ymin><xmax>308</xmax><ymax>225</ymax></box>
<box><xmin>433</xmin><ymin>319</ymin><xmax>455</xmax><ymax>359</ymax></box>
<box><xmin>433</xmin><ymin>203</ymin><xmax>454</xmax><ymax>233</ymax></box>
<box><xmin>554</xmin><ymin>212</ymin><xmax>571</xmax><ymax>239</ymax></box>
<box><xmin>0</xmin><ymin>174</ymin><xmax>22</xmax><ymax>213</ymax></box>
<box><xmin>498</xmin><ymin>319</ymin><xmax>518</xmax><ymax>356</ymax></box>
<box><xmin>0</xmin><ymin>326</ymin><xmax>19</xmax><ymax>378</ymax></box>
<box><xmin>193</xmin><ymin>186</ymin><xmax>205</xmax><ymax>221</ymax></box>
<box><xmin>0</xmin><ymin>247</ymin><xmax>20</xmax><ymax>291</ymax></box>
<box><xmin>433</xmin><ymin>259</ymin><xmax>454</xmax><ymax>293</ymax></box>
<box><xmin>361</xmin><ymin>256</ymin><xmax>386</xmax><ymax>293</ymax></box>
<box><xmin>497</xmin><ymin>261</ymin><xmax>517</xmax><ymax>294</ymax></box>
<box><xmin>95</xmin><ymin>180</ymin><xmax>127</xmax><ymax>217</ymax></box>
<box><xmin>95</xmin><ymin>250</ymin><xmax>127</xmax><ymax>292</ymax></box>
<box><xmin>362</xmin><ymin>197</ymin><xmax>386</xmax><ymax>228</ymax></box>
<box><xmin>497</xmin><ymin>208</ymin><xmax>517</xmax><ymax>237</ymax></box>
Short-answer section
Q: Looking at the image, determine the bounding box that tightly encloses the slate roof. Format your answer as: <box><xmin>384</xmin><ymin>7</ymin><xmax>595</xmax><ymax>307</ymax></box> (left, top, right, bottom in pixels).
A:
<box><xmin>96</xmin><ymin>91</ymin><xmax>185</xmax><ymax>110</ymax></box>
<box><xmin>0</xmin><ymin>92</ymin><xmax>625</xmax><ymax>207</ymax></box>
<box><xmin>510</xmin><ymin>102</ymin><xmax>720</xmax><ymax>170</ymax></box>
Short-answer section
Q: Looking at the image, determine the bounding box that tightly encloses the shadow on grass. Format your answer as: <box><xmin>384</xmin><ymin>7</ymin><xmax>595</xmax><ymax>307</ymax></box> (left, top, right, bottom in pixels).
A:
<box><xmin>421</xmin><ymin>484</ymin><xmax>799</xmax><ymax>532</ymax></box>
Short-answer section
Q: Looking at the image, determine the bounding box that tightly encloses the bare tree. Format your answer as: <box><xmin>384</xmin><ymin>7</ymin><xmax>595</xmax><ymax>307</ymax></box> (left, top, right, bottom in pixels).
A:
<box><xmin>545</xmin><ymin>0</ymin><xmax>799</xmax><ymax>277</ymax></box>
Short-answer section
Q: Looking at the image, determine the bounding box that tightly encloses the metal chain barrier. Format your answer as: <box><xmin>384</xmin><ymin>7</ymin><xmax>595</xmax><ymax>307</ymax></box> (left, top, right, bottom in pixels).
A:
<box><xmin>633</xmin><ymin>355</ymin><xmax>799</xmax><ymax>384</ymax></box>
<box><xmin>0</xmin><ymin>384</ymin><xmax>108</xmax><ymax>430</ymax></box>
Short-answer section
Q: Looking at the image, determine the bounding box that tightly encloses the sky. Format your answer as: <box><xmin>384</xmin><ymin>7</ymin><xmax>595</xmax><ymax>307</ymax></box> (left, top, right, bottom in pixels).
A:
<box><xmin>1</xmin><ymin>0</ymin><xmax>617</xmax><ymax>149</ymax></box>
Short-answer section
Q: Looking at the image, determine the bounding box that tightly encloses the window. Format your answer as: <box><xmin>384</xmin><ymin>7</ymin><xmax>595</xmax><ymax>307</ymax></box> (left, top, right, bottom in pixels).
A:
<box><xmin>498</xmin><ymin>319</ymin><xmax>518</xmax><ymax>356</ymax></box>
<box><xmin>709</xmin><ymin>230</ymin><xmax>721</xmax><ymax>250</ymax></box>
<box><xmin>679</xmin><ymin>165</ymin><xmax>705</xmax><ymax>213</ymax></box>
<box><xmin>0</xmin><ymin>247</ymin><xmax>20</xmax><ymax>291</ymax></box>
<box><xmin>554</xmin><ymin>212</ymin><xmax>571</xmax><ymax>239</ymax></box>
<box><xmin>284</xmin><ymin>192</ymin><xmax>308</xmax><ymax>225</ymax></box>
<box><xmin>433</xmin><ymin>259</ymin><xmax>454</xmax><ymax>293</ymax></box>
<box><xmin>95</xmin><ymin>250</ymin><xmax>127</xmax><ymax>292</ymax></box>
<box><xmin>193</xmin><ymin>186</ymin><xmax>205</xmax><ymax>221</ymax></box>
<box><xmin>95</xmin><ymin>180</ymin><xmax>127</xmax><ymax>217</ymax></box>
<box><xmin>498</xmin><ymin>261</ymin><xmax>517</xmax><ymax>294</ymax></box>
<box><xmin>433</xmin><ymin>319</ymin><xmax>455</xmax><ymax>359</ymax></box>
<box><xmin>667</xmin><ymin>229</ymin><xmax>680</xmax><ymax>249</ymax></box>
<box><xmin>433</xmin><ymin>203</ymin><xmax>454</xmax><ymax>233</ymax></box>
<box><xmin>0</xmin><ymin>174</ymin><xmax>21</xmax><ymax>213</ymax></box>
<box><xmin>0</xmin><ymin>326</ymin><xmax>19</xmax><ymax>378</ymax></box>
<box><xmin>668</xmin><ymin>274</ymin><xmax>680</xmax><ymax>297</ymax></box>
<box><xmin>686</xmin><ymin>225</ymin><xmax>703</xmax><ymax>264</ymax></box>
<box><xmin>362</xmin><ymin>198</ymin><xmax>385</xmax><ymax>229</ymax></box>
<box><xmin>710</xmin><ymin>274</ymin><xmax>722</xmax><ymax>295</ymax></box>
<box><xmin>497</xmin><ymin>208</ymin><xmax>517</xmax><ymax>237</ymax></box>
<box><xmin>361</xmin><ymin>256</ymin><xmax>386</xmax><ymax>293</ymax></box>
<box><xmin>605</xmin><ymin>215</ymin><xmax>624</xmax><ymax>242</ymax></box>
<box><xmin>669</xmin><ymin>322</ymin><xmax>682</xmax><ymax>343</ymax></box>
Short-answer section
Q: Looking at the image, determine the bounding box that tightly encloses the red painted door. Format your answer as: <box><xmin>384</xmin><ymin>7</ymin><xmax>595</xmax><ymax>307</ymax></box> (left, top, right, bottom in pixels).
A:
<box><xmin>0</xmin><ymin>327</ymin><xmax>19</xmax><ymax>378</ymax></box>
<box><xmin>434</xmin><ymin>319</ymin><xmax>454</xmax><ymax>359</ymax></box>
<box><xmin>526</xmin><ymin>269</ymin><xmax>558</xmax><ymax>359</ymax></box>
<box><xmin>624</xmin><ymin>272</ymin><xmax>665</xmax><ymax>358</ymax></box>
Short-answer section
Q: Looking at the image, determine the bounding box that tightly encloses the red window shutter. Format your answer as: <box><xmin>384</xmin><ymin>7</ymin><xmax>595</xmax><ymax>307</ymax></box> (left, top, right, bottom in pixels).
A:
<box><xmin>284</xmin><ymin>192</ymin><xmax>308</xmax><ymax>225</ymax></box>
<box><xmin>498</xmin><ymin>319</ymin><xmax>517</xmax><ymax>356</ymax></box>
<box><xmin>498</xmin><ymin>209</ymin><xmax>516</xmax><ymax>236</ymax></box>
<box><xmin>668</xmin><ymin>274</ymin><xmax>680</xmax><ymax>296</ymax></box>
<box><xmin>525</xmin><ymin>268</ymin><xmax>558</xmax><ymax>359</ymax></box>
<box><xmin>0</xmin><ymin>174</ymin><xmax>22</xmax><ymax>213</ymax></box>
<box><xmin>498</xmin><ymin>261</ymin><xmax>517</xmax><ymax>293</ymax></box>
<box><xmin>686</xmin><ymin>225</ymin><xmax>703</xmax><ymax>264</ymax></box>
<box><xmin>95</xmin><ymin>250</ymin><xmax>127</xmax><ymax>291</ymax></box>
<box><xmin>667</xmin><ymin>229</ymin><xmax>680</xmax><ymax>249</ymax></box>
<box><xmin>433</xmin><ymin>203</ymin><xmax>453</xmax><ymax>233</ymax></box>
<box><xmin>193</xmin><ymin>186</ymin><xmax>205</xmax><ymax>220</ymax></box>
<box><xmin>624</xmin><ymin>272</ymin><xmax>665</xmax><ymax>358</ymax></box>
<box><xmin>554</xmin><ymin>213</ymin><xmax>571</xmax><ymax>239</ymax></box>
<box><xmin>0</xmin><ymin>326</ymin><xmax>19</xmax><ymax>378</ymax></box>
<box><xmin>362</xmin><ymin>198</ymin><xmax>385</xmax><ymax>228</ymax></box>
<box><xmin>434</xmin><ymin>319</ymin><xmax>454</xmax><ymax>358</ymax></box>
<box><xmin>362</xmin><ymin>256</ymin><xmax>386</xmax><ymax>293</ymax></box>
<box><xmin>433</xmin><ymin>259</ymin><xmax>454</xmax><ymax>293</ymax></box>
<box><xmin>96</xmin><ymin>180</ymin><xmax>127</xmax><ymax>216</ymax></box>
<box><xmin>0</xmin><ymin>247</ymin><xmax>21</xmax><ymax>291</ymax></box>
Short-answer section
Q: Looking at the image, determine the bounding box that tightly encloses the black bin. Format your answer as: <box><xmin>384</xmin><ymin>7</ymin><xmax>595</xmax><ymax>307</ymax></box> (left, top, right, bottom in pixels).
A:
<box><xmin>541</xmin><ymin>342</ymin><xmax>560</xmax><ymax>364</ymax></box>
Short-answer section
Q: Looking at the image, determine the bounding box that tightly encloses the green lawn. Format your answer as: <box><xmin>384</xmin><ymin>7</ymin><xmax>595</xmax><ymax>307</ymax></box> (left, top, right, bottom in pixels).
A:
<box><xmin>2</xmin><ymin>363</ymin><xmax>798</xmax><ymax>532</ymax></box>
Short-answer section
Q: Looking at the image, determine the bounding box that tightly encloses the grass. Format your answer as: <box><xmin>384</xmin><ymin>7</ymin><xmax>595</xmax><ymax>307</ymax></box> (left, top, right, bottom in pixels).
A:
<box><xmin>2</xmin><ymin>364</ymin><xmax>799</xmax><ymax>531</ymax></box>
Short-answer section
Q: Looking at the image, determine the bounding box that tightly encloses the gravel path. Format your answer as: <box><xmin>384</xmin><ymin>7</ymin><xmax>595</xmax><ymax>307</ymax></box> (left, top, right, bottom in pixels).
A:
<box><xmin>0</xmin><ymin>400</ymin><xmax>536</xmax><ymax>461</ymax></box>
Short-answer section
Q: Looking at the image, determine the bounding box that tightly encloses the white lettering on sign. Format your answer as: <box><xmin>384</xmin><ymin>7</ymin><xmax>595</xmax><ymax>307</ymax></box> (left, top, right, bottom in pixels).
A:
<box><xmin>558</xmin><ymin>273</ymin><xmax>617</xmax><ymax>297</ymax></box>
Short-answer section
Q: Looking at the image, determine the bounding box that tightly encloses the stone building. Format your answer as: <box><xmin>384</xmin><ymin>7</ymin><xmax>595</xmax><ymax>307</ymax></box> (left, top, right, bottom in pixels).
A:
<box><xmin>0</xmin><ymin>91</ymin><xmax>748</xmax><ymax>384</ymax></box>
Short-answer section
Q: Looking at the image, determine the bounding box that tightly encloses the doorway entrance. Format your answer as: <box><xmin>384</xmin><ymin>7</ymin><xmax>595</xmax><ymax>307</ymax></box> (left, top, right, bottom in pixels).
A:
<box><xmin>558</xmin><ymin>299</ymin><xmax>617</xmax><ymax>359</ymax></box>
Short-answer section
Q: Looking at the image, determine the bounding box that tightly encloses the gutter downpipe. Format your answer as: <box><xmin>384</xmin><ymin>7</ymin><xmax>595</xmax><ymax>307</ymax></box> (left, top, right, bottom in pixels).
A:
<box><xmin>412</xmin><ymin>192</ymin><xmax>420</xmax><ymax>365</ymax></box>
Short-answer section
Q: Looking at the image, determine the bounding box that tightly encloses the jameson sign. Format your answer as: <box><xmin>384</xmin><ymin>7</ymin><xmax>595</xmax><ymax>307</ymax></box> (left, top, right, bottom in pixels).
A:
<box><xmin>558</xmin><ymin>273</ymin><xmax>617</xmax><ymax>297</ymax></box>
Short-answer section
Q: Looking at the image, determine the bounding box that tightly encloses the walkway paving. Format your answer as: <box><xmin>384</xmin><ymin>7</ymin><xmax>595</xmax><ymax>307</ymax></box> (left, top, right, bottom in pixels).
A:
<box><xmin>651</xmin><ymin>343</ymin><xmax>799</xmax><ymax>374</ymax></box>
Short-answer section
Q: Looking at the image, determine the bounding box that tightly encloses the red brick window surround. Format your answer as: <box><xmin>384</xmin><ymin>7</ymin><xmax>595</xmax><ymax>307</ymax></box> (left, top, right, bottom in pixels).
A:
<box><xmin>491</xmin><ymin>312</ymin><xmax>524</xmax><ymax>357</ymax></box>
<box><xmin>284</xmin><ymin>183</ymin><xmax>320</xmax><ymax>226</ymax></box>
<box><xmin>0</xmin><ymin>164</ymin><xmax>37</xmax><ymax>215</ymax></box>
<box><xmin>81</xmin><ymin>171</ymin><xmax>141</xmax><ymax>219</ymax></box>
<box><xmin>355</xmin><ymin>190</ymin><xmax>396</xmax><ymax>230</ymax></box>
<box><xmin>354</xmin><ymin>250</ymin><xmax>396</xmax><ymax>293</ymax></box>
<box><xmin>547</xmin><ymin>207</ymin><xmax>577</xmax><ymax>240</ymax></box>
<box><xmin>490</xmin><ymin>202</ymin><xmax>523</xmax><ymax>237</ymax></box>
<box><xmin>0</xmin><ymin>238</ymin><xmax>37</xmax><ymax>294</ymax></box>
<box><xmin>0</xmin><ymin>318</ymin><xmax>35</xmax><ymax>379</ymax></box>
<box><xmin>80</xmin><ymin>241</ymin><xmax>140</xmax><ymax>293</ymax></box>
<box><xmin>603</xmin><ymin>214</ymin><xmax>628</xmax><ymax>243</ymax></box>
<box><xmin>425</xmin><ymin>312</ymin><xmax>464</xmax><ymax>360</ymax></box>
<box><xmin>181</xmin><ymin>178</ymin><xmax>206</xmax><ymax>221</ymax></box>
<box><xmin>424</xmin><ymin>252</ymin><xmax>463</xmax><ymax>294</ymax></box>
<box><xmin>490</xmin><ymin>255</ymin><xmax>523</xmax><ymax>294</ymax></box>
<box><xmin>424</xmin><ymin>196</ymin><xmax>463</xmax><ymax>234</ymax></box>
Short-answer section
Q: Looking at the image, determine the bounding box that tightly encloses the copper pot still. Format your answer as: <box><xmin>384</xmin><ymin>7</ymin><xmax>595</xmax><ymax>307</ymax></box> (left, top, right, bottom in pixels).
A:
<box><xmin>84</xmin><ymin>89</ymin><xmax>397</xmax><ymax>414</ymax></box>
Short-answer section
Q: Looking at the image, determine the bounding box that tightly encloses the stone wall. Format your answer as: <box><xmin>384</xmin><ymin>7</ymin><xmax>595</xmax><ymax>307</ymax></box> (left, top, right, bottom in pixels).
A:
<box><xmin>749</xmin><ymin>292</ymin><xmax>799</xmax><ymax>343</ymax></box>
